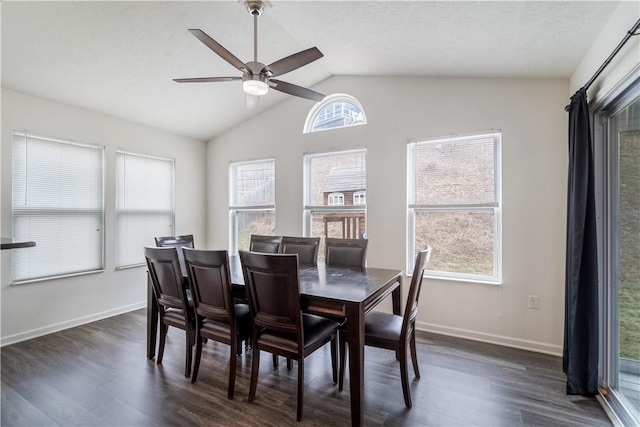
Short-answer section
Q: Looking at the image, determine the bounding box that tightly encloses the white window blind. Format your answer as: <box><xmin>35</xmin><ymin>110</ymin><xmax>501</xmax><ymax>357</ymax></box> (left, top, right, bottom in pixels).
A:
<box><xmin>116</xmin><ymin>151</ymin><xmax>175</xmax><ymax>268</ymax></box>
<box><xmin>11</xmin><ymin>132</ymin><xmax>105</xmax><ymax>283</ymax></box>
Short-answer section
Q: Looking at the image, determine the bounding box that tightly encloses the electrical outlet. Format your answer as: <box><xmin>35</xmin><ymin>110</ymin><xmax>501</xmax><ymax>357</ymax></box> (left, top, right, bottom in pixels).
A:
<box><xmin>528</xmin><ymin>295</ymin><xmax>540</xmax><ymax>309</ymax></box>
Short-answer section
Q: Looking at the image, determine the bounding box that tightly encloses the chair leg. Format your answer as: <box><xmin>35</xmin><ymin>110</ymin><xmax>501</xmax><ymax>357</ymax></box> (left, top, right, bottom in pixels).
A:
<box><xmin>287</xmin><ymin>358</ymin><xmax>292</xmax><ymax>370</ymax></box>
<box><xmin>236</xmin><ymin>338</ymin><xmax>243</xmax><ymax>356</ymax></box>
<box><xmin>409</xmin><ymin>331</ymin><xmax>420</xmax><ymax>379</ymax></box>
<box><xmin>331</xmin><ymin>336</ymin><xmax>338</xmax><ymax>384</ymax></box>
<box><xmin>399</xmin><ymin>343</ymin><xmax>412</xmax><ymax>408</ymax></box>
<box><xmin>338</xmin><ymin>331</ymin><xmax>347</xmax><ymax>391</ymax></box>
<box><xmin>297</xmin><ymin>357</ymin><xmax>304</xmax><ymax>422</ymax></box>
<box><xmin>228</xmin><ymin>338</ymin><xmax>237</xmax><ymax>399</ymax></box>
<box><xmin>191</xmin><ymin>335</ymin><xmax>203</xmax><ymax>383</ymax></box>
<box><xmin>185</xmin><ymin>328</ymin><xmax>193</xmax><ymax>377</ymax></box>
<box><xmin>248</xmin><ymin>345</ymin><xmax>260</xmax><ymax>402</ymax></box>
<box><xmin>157</xmin><ymin>322</ymin><xmax>168</xmax><ymax>364</ymax></box>
<box><xmin>272</xmin><ymin>354</ymin><xmax>279</xmax><ymax>369</ymax></box>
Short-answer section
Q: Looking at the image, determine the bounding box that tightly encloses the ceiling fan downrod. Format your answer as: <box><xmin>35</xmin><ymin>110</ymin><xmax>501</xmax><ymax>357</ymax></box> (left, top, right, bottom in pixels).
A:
<box><xmin>246</xmin><ymin>0</ymin><xmax>264</xmax><ymax>63</ymax></box>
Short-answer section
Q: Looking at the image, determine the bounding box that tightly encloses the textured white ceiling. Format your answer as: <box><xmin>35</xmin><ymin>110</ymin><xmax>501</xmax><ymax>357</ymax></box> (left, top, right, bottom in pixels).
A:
<box><xmin>1</xmin><ymin>1</ymin><xmax>620</xmax><ymax>141</ymax></box>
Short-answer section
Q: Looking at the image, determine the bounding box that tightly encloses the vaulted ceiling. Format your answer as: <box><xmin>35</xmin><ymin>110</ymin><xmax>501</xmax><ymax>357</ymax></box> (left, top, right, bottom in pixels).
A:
<box><xmin>1</xmin><ymin>1</ymin><xmax>620</xmax><ymax>141</ymax></box>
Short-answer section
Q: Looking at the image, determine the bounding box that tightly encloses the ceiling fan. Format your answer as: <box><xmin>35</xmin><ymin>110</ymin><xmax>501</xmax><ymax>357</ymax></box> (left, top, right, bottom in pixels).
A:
<box><xmin>174</xmin><ymin>0</ymin><xmax>325</xmax><ymax>102</ymax></box>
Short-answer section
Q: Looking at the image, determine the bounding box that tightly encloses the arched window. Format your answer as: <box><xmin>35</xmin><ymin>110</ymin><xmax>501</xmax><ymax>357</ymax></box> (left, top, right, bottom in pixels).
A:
<box><xmin>353</xmin><ymin>190</ymin><xmax>366</xmax><ymax>206</ymax></box>
<box><xmin>328</xmin><ymin>192</ymin><xmax>345</xmax><ymax>206</ymax></box>
<box><xmin>304</xmin><ymin>94</ymin><xmax>367</xmax><ymax>134</ymax></box>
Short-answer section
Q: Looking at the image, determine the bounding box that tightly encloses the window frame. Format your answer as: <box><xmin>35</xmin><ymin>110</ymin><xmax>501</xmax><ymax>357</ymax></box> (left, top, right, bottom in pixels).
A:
<box><xmin>229</xmin><ymin>158</ymin><xmax>276</xmax><ymax>254</ymax></box>
<box><xmin>115</xmin><ymin>150</ymin><xmax>175</xmax><ymax>269</ymax></box>
<box><xmin>303</xmin><ymin>149</ymin><xmax>367</xmax><ymax>240</ymax></box>
<box><xmin>11</xmin><ymin>131</ymin><xmax>106</xmax><ymax>284</ymax></box>
<box><xmin>407</xmin><ymin>132</ymin><xmax>502</xmax><ymax>283</ymax></box>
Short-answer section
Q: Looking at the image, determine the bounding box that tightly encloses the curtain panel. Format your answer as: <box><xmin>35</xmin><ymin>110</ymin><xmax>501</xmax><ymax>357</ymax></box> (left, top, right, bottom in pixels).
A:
<box><xmin>563</xmin><ymin>88</ymin><xmax>599</xmax><ymax>395</ymax></box>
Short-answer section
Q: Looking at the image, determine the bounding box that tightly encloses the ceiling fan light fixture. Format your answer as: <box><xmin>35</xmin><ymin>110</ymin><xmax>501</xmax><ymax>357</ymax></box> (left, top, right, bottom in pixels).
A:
<box><xmin>242</xmin><ymin>75</ymin><xmax>269</xmax><ymax>96</ymax></box>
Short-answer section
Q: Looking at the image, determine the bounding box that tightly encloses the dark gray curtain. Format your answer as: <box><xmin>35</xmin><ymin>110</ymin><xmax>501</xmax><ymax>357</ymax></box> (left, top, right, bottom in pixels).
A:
<box><xmin>563</xmin><ymin>88</ymin><xmax>599</xmax><ymax>395</ymax></box>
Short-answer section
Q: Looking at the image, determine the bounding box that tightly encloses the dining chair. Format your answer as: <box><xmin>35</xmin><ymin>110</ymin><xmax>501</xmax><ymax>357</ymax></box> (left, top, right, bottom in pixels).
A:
<box><xmin>249</xmin><ymin>234</ymin><xmax>282</xmax><ymax>254</ymax></box>
<box><xmin>339</xmin><ymin>247</ymin><xmax>432</xmax><ymax>407</ymax></box>
<box><xmin>144</xmin><ymin>246</ymin><xmax>196</xmax><ymax>377</ymax></box>
<box><xmin>182</xmin><ymin>248</ymin><xmax>252</xmax><ymax>398</ymax></box>
<box><xmin>239</xmin><ymin>250</ymin><xmax>340</xmax><ymax>422</ymax></box>
<box><xmin>155</xmin><ymin>234</ymin><xmax>195</xmax><ymax>277</ymax></box>
<box><xmin>279</xmin><ymin>236</ymin><xmax>321</xmax><ymax>266</ymax></box>
<box><xmin>324</xmin><ymin>237</ymin><xmax>368</xmax><ymax>268</ymax></box>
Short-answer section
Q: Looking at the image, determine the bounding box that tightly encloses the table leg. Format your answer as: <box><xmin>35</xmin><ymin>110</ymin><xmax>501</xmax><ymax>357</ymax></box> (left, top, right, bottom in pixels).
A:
<box><xmin>345</xmin><ymin>302</ymin><xmax>365</xmax><ymax>427</ymax></box>
<box><xmin>146</xmin><ymin>272</ymin><xmax>158</xmax><ymax>359</ymax></box>
<box><xmin>392</xmin><ymin>275</ymin><xmax>402</xmax><ymax>315</ymax></box>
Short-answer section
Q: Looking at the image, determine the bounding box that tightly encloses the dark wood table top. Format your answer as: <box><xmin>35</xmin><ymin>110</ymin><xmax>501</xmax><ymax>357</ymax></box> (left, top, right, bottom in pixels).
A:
<box><xmin>1</xmin><ymin>237</ymin><xmax>36</xmax><ymax>250</ymax></box>
<box><xmin>228</xmin><ymin>255</ymin><xmax>402</xmax><ymax>303</ymax></box>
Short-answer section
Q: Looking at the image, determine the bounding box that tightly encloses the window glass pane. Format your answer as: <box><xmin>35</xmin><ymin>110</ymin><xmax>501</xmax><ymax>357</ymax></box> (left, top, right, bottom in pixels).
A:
<box><xmin>308</xmin><ymin>211</ymin><xmax>366</xmax><ymax>261</ymax></box>
<box><xmin>230</xmin><ymin>159</ymin><xmax>276</xmax><ymax>254</ymax></box>
<box><xmin>307</xmin><ymin>151</ymin><xmax>366</xmax><ymax>207</ymax></box>
<box><xmin>415</xmin><ymin>210</ymin><xmax>495</xmax><ymax>276</ymax></box>
<box><xmin>305</xmin><ymin>150</ymin><xmax>367</xmax><ymax>244</ymax></box>
<box><xmin>408</xmin><ymin>132</ymin><xmax>500</xmax><ymax>281</ymax></box>
<box><xmin>235</xmin><ymin>211</ymin><xmax>276</xmax><ymax>251</ymax></box>
<box><xmin>231</xmin><ymin>159</ymin><xmax>275</xmax><ymax>207</ymax></box>
<box><xmin>12</xmin><ymin>133</ymin><xmax>104</xmax><ymax>282</ymax></box>
<box><xmin>311</xmin><ymin>100</ymin><xmax>366</xmax><ymax>132</ymax></box>
<box><xmin>413</xmin><ymin>137</ymin><xmax>495</xmax><ymax>205</ymax></box>
<box><xmin>116</xmin><ymin>152</ymin><xmax>174</xmax><ymax>268</ymax></box>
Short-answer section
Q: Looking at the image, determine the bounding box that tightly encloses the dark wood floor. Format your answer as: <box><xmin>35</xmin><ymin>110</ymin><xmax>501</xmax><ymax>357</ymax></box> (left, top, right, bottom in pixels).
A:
<box><xmin>2</xmin><ymin>309</ymin><xmax>611</xmax><ymax>426</ymax></box>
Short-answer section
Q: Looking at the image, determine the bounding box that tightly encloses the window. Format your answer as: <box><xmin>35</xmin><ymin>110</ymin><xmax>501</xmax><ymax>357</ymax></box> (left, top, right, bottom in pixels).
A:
<box><xmin>303</xmin><ymin>94</ymin><xmax>367</xmax><ymax>133</ymax></box>
<box><xmin>407</xmin><ymin>133</ymin><xmax>501</xmax><ymax>282</ymax></box>
<box><xmin>304</xmin><ymin>150</ymin><xmax>367</xmax><ymax>259</ymax></box>
<box><xmin>354</xmin><ymin>190</ymin><xmax>366</xmax><ymax>205</ymax></box>
<box><xmin>230</xmin><ymin>159</ymin><xmax>275</xmax><ymax>254</ymax></box>
<box><xmin>11</xmin><ymin>132</ymin><xmax>105</xmax><ymax>283</ymax></box>
<box><xmin>328</xmin><ymin>192</ymin><xmax>345</xmax><ymax>206</ymax></box>
<box><xmin>116</xmin><ymin>151</ymin><xmax>175</xmax><ymax>268</ymax></box>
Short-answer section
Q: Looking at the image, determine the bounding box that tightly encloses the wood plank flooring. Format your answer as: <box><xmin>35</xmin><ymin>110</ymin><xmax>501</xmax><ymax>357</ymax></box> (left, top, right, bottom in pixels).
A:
<box><xmin>1</xmin><ymin>309</ymin><xmax>611</xmax><ymax>426</ymax></box>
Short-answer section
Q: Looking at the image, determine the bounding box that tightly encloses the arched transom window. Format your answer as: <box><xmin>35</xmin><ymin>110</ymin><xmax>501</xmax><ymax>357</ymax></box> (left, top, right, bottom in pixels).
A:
<box><xmin>304</xmin><ymin>94</ymin><xmax>367</xmax><ymax>134</ymax></box>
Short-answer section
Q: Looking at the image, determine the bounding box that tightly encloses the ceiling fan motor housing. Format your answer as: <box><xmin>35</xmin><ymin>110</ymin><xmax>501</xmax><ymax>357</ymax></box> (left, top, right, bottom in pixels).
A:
<box><xmin>242</xmin><ymin>61</ymin><xmax>269</xmax><ymax>95</ymax></box>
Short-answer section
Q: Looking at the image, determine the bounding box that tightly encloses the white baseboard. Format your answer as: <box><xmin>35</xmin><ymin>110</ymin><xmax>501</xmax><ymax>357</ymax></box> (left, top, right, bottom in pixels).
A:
<box><xmin>416</xmin><ymin>321</ymin><xmax>563</xmax><ymax>356</ymax></box>
<box><xmin>1</xmin><ymin>301</ymin><xmax>146</xmax><ymax>347</ymax></box>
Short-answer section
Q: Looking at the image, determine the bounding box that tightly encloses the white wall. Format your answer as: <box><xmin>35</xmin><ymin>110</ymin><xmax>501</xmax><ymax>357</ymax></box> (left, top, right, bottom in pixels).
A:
<box><xmin>1</xmin><ymin>89</ymin><xmax>207</xmax><ymax>345</ymax></box>
<box><xmin>207</xmin><ymin>75</ymin><xmax>569</xmax><ymax>355</ymax></box>
<box><xmin>570</xmin><ymin>1</ymin><xmax>640</xmax><ymax>99</ymax></box>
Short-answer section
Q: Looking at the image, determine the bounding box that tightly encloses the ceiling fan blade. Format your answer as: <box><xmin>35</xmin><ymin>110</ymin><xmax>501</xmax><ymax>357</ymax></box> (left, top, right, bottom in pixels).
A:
<box><xmin>173</xmin><ymin>77</ymin><xmax>242</xmax><ymax>83</ymax></box>
<box><xmin>188</xmin><ymin>29</ymin><xmax>248</xmax><ymax>73</ymax></box>
<box><xmin>270</xmin><ymin>79</ymin><xmax>324</xmax><ymax>102</ymax></box>
<box><xmin>263</xmin><ymin>47</ymin><xmax>323</xmax><ymax>77</ymax></box>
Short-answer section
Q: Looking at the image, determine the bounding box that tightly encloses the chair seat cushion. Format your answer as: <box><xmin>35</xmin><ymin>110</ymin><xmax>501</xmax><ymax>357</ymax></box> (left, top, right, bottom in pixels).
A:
<box><xmin>200</xmin><ymin>303</ymin><xmax>251</xmax><ymax>337</ymax></box>
<box><xmin>259</xmin><ymin>314</ymin><xmax>339</xmax><ymax>352</ymax></box>
<box><xmin>365</xmin><ymin>311</ymin><xmax>402</xmax><ymax>343</ymax></box>
<box><xmin>234</xmin><ymin>303</ymin><xmax>252</xmax><ymax>336</ymax></box>
<box><xmin>302</xmin><ymin>313</ymin><xmax>340</xmax><ymax>347</ymax></box>
<box><xmin>164</xmin><ymin>308</ymin><xmax>188</xmax><ymax>326</ymax></box>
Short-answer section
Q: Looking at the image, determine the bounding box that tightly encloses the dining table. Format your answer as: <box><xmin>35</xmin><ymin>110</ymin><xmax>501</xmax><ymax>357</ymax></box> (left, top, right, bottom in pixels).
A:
<box><xmin>146</xmin><ymin>256</ymin><xmax>403</xmax><ymax>427</ymax></box>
